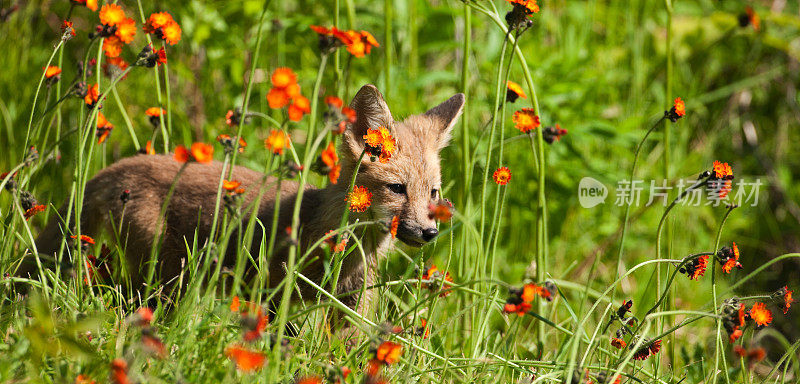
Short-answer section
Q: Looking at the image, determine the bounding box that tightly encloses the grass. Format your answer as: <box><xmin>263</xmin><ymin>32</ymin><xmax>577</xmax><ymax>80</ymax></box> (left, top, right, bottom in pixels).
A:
<box><xmin>1</xmin><ymin>0</ymin><xmax>800</xmax><ymax>383</ymax></box>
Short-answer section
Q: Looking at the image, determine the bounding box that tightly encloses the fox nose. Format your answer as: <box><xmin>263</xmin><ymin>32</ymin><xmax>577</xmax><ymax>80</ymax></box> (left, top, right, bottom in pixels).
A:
<box><xmin>421</xmin><ymin>228</ymin><xmax>439</xmax><ymax>242</ymax></box>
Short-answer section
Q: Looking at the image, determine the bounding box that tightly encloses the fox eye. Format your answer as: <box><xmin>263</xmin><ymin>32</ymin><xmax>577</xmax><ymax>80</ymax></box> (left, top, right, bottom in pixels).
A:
<box><xmin>386</xmin><ymin>183</ymin><xmax>407</xmax><ymax>195</ymax></box>
<box><xmin>431</xmin><ymin>189</ymin><xmax>439</xmax><ymax>198</ymax></box>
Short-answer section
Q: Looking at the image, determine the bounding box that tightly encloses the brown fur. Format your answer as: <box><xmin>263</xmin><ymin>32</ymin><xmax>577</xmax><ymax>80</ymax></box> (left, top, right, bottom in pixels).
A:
<box><xmin>27</xmin><ymin>84</ymin><xmax>464</xmax><ymax>317</ymax></box>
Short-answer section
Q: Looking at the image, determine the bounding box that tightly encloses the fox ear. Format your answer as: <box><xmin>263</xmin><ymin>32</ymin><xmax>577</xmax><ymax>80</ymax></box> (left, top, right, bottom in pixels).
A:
<box><xmin>345</xmin><ymin>84</ymin><xmax>393</xmax><ymax>155</ymax></box>
<box><xmin>424</xmin><ymin>93</ymin><xmax>465</xmax><ymax>150</ymax></box>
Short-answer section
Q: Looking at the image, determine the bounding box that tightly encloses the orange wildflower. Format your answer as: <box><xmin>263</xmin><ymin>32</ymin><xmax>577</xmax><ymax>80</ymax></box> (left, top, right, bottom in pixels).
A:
<box><xmin>779</xmin><ymin>286</ymin><xmax>793</xmax><ymax>314</ymax></box>
<box><xmin>713</xmin><ymin>160</ymin><xmax>734</xmax><ymax>179</ymax></box>
<box><xmin>190</xmin><ymin>143</ymin><xmax>213</xmax><ymax>163</ymax></box>
<box><xmin>363</xmin><ymin>127</ymin><xmax>396</xmax><ymax>163</ymax></box>
<box><xmin>242</xmin><ymin>310</ymin><xmax>269</xmax><ymax>342</ymax></box>
<box><xmin>493</xmin><ymin>166</ymin><xmax>512</xmax><ymax>185</ymax></box>
<box><xmin>44</xmin><ymin>66</ymin><xmax>62</xmax><ymax>80</ymax></box>
<box><xmin>743</xmin><ymin>7</ymin><xmax>760</xmax><ymax>31</ymax></box>
<box><xmin>390</xmin><ymin>216</ymin><xmax>399</xmax><ymax>239</ymax></box>
<box><xmin>103</xmin><ymin>57</ymin><xmax>129</xmax><ymax>78</ymax></box>
<box><xmin>71</xmin><ymin>235</ymin><xmax>96</xmax><ymax>245</ymax></box>
<box><xmin>102</xmin><ymin>36</ymin><xmax>124</xmax><ymax>58</ymax></box>
<box><xmin>144</xmin><ymin>12</ymin><xmax>181</xmax><ymax>45</ymax></box>
<box><xmin>84</xmin><ymin>83</ymin><xmax>100</xmax><ymax>109</ymax></box>
<box><xmin>24</xmin><ymin>205</ymin><xmax>46</xmax><ymax>220</ymax></box>
<box><xmin>265</xmin><ymin>130</ymin><xmax>290</xmax><ymax>155</ymax></box>
<box><xmin>428</xmin><ymin>199</ymin><xmax>453</xmax><ymax>222</ymax></box>
<box><xmin>749</xmin><ymin>302</ymin><xmax>772</xmax><ymax>326</ymax></box>
<box><xmin>325</xmin><ymin>96</ymin><xmax>344</xmax><ymax>108</ymax></box>
<box><xmin>310</xmin><ymin>25</ymin><xmax>353</xmax><ymax>53</ymax></box>
<box><xmin>174</xmin><ymin>143</ymin><xmax>214</xmax><ymax>164</ymax></box>
<box><xmin>225</xmin><ymin>345</ymin><xmax>267</xmax><ymax>372</ymax></box>
<box><xmin>344</xmin><ymin>30</ymin><xmax>380</xmax><ymax>58</ymax></box>
<box><xmin>319</xmin><ymin>142</ymin><xmax>341</xmax><ymax>183</ymax></box>
<box><xmin>374</xmin><ymin>341</ymin><xmax>403</xmax><ymax>365</ymax></box>
<box><xmin>296</xmin><ymin>377</ymin><xmax>323</xmax><ymax>384</ymax></box>
<box><xmin>230</xmin><ymin>296</ymin><xmax>241</xmax><ymax>312</ymax></box>
<box><xmin>506</xmin><ymin>81</ymin><xmax>526</xmax><ymax>102</ymax></box>
<box><xmin>75</xmin><ymin>374</ymin><xmax>96</xmax><ymax>384</ymax></box>
<box><xmin>96</xmin><ymin>112</ymin><xmax>114</xmax><ymax>144</ymax></box>
<box><xmin>223</xmin><ymin>180</ymin><xmax>242</xmax><ymax>192</ymax></box>
<box><xmin>320</xmin><ymin>142</ymin><xmax>338</xmax><ymax>168</ymax></box>
<box><xmin>267</xmin><ymin>87</ymin><xmax>291</xmax><ymax>109</ymax></box>
<box><xmin>288</xmin><ymin>95</ymin><xmax>311</xmax><ymax>121</ymax></box>
<box><xmin>611</xmin><ymin>337</ymin><xmax>626</xmax><ymax>349</ymax></box>
<box><xmin>513</xmin><ymin>108</ymin><xmax>540</xmax><ymax>133</ymax></box>
<box><xmin>348</xmin><ymin>186</ymin><xmax>372</xmax><ymax>212</ymax></box>
<box><xmin>99</xmin><ymin>4</ymin><xmax>126</xmax><ymax>26</ymax></box>
<box><xmin>271</xmin><ymin>67</ymin><xmax>297</xmax><ymax>88</ymax></box>
<box><xmin>507</xmin><ymin>0</ymin><xmax>539</xmax><ymax>14</ymax></box>
<box><xmin>720</xmin><ymin>242</ymin><xmax>742</xmax><ymax>273</ymax></box>
<box><xmin>503</xmin><ymin>302</ymin><xmax>531</xmax><ymax>316</ymax></box>
<box><xmin>62</xmin><ymin>21</ymin><xmax>77</xmax><ymax>37</ymax></box>
<box><xmin>144</xmin><ymin>140</ymin><xmax>156</xmax><ymax>155</ymax></box>
<box><xmin>110</xmin><ymin>359</ymin><xmax>130</xmax><ymax>384</ymax></box>
<box><xmin>71</xmin><ymin>0</ymin><xmax>98</xmax><ymax>11</ymax></box>
<box><xmin>115</xmin><ymin>18</ymin><xmax>137</xmax><ymax>43</ymax></box>
<box><xmin>146</xmin><ymin>107</ymin><xmax>165</xmax><ymax>117</ymax></box>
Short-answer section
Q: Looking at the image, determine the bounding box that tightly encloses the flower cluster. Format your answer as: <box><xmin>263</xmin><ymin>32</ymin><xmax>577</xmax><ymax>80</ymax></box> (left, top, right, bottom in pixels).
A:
<box><xmin>313</xmin><ymin>142</ymin><xmax>341</xmax><ymax>184</ymax></box>
<box><xmin>708</xmin><ymin>160</ymin><xmax>734</xmax><ymax>198</ymax></box>
<box><xmin>135</xmin><ymin>43</ymin><xmax>167</xmax><ymax>68</ymax></box>
<box><xmin>225</xmin><ymin>297</ymin><xmax>271</xmax><ymax>372</ymax></box>
<box><xmin>174</xmin><ymin>142</ymin><xmax>214</xmax><ymax>164</ymax></box>
<box><xmin>420</xmin><ymin>265</ymin><xmax>454</xmax><ymax>298</ymax></box>
<box><xmin>503</xmin><ymin>281</ymin><xmax>555</xmax><ymax>316</ymax></box>
<box><xmin>363</xmin><ymin>126</ymin><xmax>397</xmax><ymax>163</ymax></box>
<box><xmin>217</xmin><ymin>134</ymin><xmax>247</xmax><ymax>154</ymax></box>
<box><xmin>630</xmin><ymin>337</ymin><xmax>662</xmax><ymax>361</ymax></box>
<box><xmin>96</xmin><ymin>112</ymin><xmax>114</xmax><ymax>144</ymax></box>
<box><xmin>716</xmin><ymin>242</ymin><xmax>743</xmax><ymax>273</ymax></box>
<box><xmin>505</xmin><ymin>0</ymin><xmax>539</xmax><ymax>31</ymax></box>
<box><xmin>324</xmin><ymin>96</ymin><xmax>357</xmax><ymax>134</ymax></box>
<box><xmin>773</xmin><ymin>286</ymin><xmax>793</xmax><ymax>314</ymax></box>
<box><xmin>310</xmin><ymin>25</ymin><xmax>379</xmax><ymax>57</ymax></box>
<box><xmin>679</xmin><ymin>254</ymin><xmax>709</xmax><ymax>280</ymax></box>
<box><xmin>721</xmin><ymin>297</ymin><xmax>777</xmax><ymax>343</ymax></box>
<box><xmin>267</xmin><ymin>68</ymin><xmax>310</xmax><ymax>121</ymax></box>
<box><xmin>323</xmin><ymin>230</ymin><xmax>349</xmax><ymax>253</ymax></box>
<box><xmin>144</xmin><ymin>12</ymin><xmax>182</xmax><ymax>45</ymax></box>
<box><xmin>95</xmin><ymin>4</ymin><xmax>137</xmax><ymax>58</ymax></box>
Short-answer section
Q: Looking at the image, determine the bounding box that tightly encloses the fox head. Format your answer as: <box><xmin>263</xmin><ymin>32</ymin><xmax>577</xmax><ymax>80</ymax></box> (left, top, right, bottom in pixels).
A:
<box><xmin>340</xmin><ymin>84</ymin><xmax>464</xmax><ymax>247</ymax></box>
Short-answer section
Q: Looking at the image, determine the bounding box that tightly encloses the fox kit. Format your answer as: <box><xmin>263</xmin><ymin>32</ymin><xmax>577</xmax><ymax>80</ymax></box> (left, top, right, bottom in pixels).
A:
<box><xmin>29</xmin><ymin>84</ymin><xmax>464</xmax><ymax>316</ymax></box>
